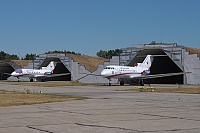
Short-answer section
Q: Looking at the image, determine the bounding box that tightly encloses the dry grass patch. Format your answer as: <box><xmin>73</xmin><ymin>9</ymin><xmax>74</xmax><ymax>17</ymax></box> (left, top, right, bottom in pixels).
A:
<box><xmin>12</xmin><ymin>60</ymin><xmax>32</xmax><ymax>67</ymax></box>
<box><xmin>153</xmin><ymin>88</ymin><xmax>200</xmax><ymax>94</ymax></box>
<box><xmin>67</xmin><ymin>54</ymin><xmax>108</xmax><ymax>72</ymax></box>
<box><xmin>185</xmin><ymin>47</ymin><xmax>200</xmax><ymax>57</ymax></box>
<box><xmin>0</xmin><ymin>90</ymin><xmax>88</xmax><ymax>107</ymax></box>
<box><xmin>123</xmin><ymin>86</ymin><xmax>200</xmax><ymax>94</ymax></box>
<box><xmin>1</xmin><ymin>81</ymin><xmax>98</xmax><ymax>87</ymax></box>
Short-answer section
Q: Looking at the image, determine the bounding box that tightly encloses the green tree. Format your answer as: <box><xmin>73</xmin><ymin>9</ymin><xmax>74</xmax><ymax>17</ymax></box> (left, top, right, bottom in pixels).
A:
<box><xmin>24</xmin><ymin>53</ymin><xmax>36</xmax><ymax>60</ymax></box>
<box><xmin>0</xmin><ymin>51</ymin><xmax>7</xmax><ymax>60</ymax></box>
<box><xmin>8</xmin><ymin>54</ymin><xmax>19</xmax><ymax>60</ymax></box>
<box><xmin>45</xmin><ymin>50</ymin><xmax>81</xmax><ymax>55</ymax></box>
<box><xmin>96</xmin><ymin>50</ymin><xmax>108</xmax><ymax>59</ymax></box>
<box><xmin>0</xmin><ymin>51</ymin><xmax>19</xmax><ymax>60</ymax></box>
<box><xmin>96</xmin><ymin>49</ymin><xmax>122</xmax><ymax>59</ymax></box>
<box><xmin>150</xmin><ymin>41</ymin><xmax>156</xmax><ymax>45</ymax></box>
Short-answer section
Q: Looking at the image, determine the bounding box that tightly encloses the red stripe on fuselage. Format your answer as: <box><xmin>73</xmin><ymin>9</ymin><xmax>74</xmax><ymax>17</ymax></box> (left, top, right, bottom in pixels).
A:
<box><xmin>104</xmin><ymin>72</ymin><xmax>141</xmax><ymax>78</ymax></box>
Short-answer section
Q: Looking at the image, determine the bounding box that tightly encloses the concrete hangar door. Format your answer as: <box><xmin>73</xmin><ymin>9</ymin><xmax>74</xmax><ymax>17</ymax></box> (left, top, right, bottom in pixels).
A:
<box><xmin>39</xmin><ymin>58</ymin><xmax>71</xmax><ymax>81</ymax></box>
<box><xmin>0</xmin><ymin>61</ymin><xmax>15</xmax><ymax>80</ymax></box>
<box><xmin>128</xmin><ymin>49</ymin><xmax>183</xmax><ymax>84</ymax></box>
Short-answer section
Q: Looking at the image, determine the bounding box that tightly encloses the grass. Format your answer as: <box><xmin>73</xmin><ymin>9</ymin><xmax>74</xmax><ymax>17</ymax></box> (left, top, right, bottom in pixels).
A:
<box><xmin>66</xmin><ymin>54</ymin><xmax>108</xmax><ymax>72</ymax></box>
<box><xmin>185</xmin><ymin>47</ymin><xmax>200</xmax><ymax>57</ymax></box>
<box><xmin>122</xmin><ymin>86</ymin><xmax>200</xmax><ymax>94</ymax></box>
<box><xmin>0</xmin><ymin>89</ymin><xmax>88</xmax><ymax>107</ymax></box>
<box><xmin>0</xmin><ymin>80</ymin><xmax>102</xmax><ymax>87</ymax></box>
<box><xmin>12</xmin><ymin>60</ymin><xmax>32</xmax><ymax>67</ymax></box>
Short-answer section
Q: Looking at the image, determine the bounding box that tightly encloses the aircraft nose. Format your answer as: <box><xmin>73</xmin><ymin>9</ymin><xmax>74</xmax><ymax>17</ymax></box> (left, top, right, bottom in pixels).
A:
<box><xmin>11</xmin><ymin>72</ymin><xmax>16</xmax><ymax>76</ymax></box>
<box><xmin>101</xmin><ymin>70</ymin><xmax>107</xmax><ymax>76</ymax></box>
<box><xmin>11</xmin><ymin>71</ymin><xmax>19</xmax><ymax>76</ymax></box>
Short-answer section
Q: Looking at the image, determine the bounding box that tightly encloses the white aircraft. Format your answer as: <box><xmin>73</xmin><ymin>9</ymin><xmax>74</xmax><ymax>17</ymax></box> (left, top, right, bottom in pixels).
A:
<box><xmin>6</xmin><ymin>61</ymin><xmax>70</xmax><ymax>82</ymax></box>
<box><xmin>101</xmin><ymin>55</ymin><xmax>191</xmax><ymax>86</ymax></box>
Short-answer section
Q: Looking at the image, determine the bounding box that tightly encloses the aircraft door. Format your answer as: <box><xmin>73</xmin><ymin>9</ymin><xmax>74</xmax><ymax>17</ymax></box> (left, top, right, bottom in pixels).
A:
<box><xmin>112</xmin><ymin>71</ymin><xmax>114</xmax><ymax>74</ymax></box>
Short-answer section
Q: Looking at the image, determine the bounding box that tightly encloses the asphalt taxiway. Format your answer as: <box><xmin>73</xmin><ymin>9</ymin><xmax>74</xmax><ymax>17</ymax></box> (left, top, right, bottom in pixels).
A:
<box><xmin>0</xmin><ymin>83</ymin><xmax>200</xmax><ymax>133</ymax></box>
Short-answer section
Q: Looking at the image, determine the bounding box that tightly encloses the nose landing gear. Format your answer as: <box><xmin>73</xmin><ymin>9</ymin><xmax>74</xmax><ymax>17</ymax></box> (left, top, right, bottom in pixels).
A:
<box><xmin>108</xmin><ymin>78</ymin><xmax>111</xmax><ymax>86</ymax></box>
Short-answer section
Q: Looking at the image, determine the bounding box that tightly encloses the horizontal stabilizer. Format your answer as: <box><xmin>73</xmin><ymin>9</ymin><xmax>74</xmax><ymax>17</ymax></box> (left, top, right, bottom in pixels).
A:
<box><xmin>136</xmin><ymin>72</ymin><xmax>191</xmax><ymax>79</ymax></box>
<box><xmin>4</xmin><ymin>73</ymin><xmax>12</xmax><ymax>76</ymax></box>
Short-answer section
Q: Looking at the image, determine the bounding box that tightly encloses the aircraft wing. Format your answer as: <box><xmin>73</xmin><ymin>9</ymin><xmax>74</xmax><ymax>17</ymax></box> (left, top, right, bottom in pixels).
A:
<box><xmin>134</xmin><ymin>72</ymin><xmax>191</xmax><ymax>79</ymax></box>
<box><xmin>36</xmin><ymin>73</ymin><xmax>71</xmax><ymax>78</ymax></box>
<box><xmin>4</xmin><ymin>73</ymin><xmax>25</xmax><ymax>77</ymax></box>
<box><xmin>4</xmin><ymin>73</ymin><xmax>71</xmax><ymax>78</ymax></box>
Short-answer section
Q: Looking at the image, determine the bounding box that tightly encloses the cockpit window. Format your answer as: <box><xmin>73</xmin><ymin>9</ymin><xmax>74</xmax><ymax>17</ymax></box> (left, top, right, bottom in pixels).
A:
<box><xmin>105</xmin><ymin>67</ymin><xmax>114</xmax><ymax>69</ymax></box>
<box><xmin>15</xmin><ymin>69</ymin><xmax>22</xmax><ymax>73</ymax></box>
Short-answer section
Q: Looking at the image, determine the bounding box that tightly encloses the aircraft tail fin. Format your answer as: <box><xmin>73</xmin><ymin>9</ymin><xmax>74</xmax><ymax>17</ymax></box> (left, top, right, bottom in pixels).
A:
<box><xmin>41</xmin><ymin>61</ymin><xmax>55</xmax><ymax>72</ymax></box>
<box><xmin>140</xmin><ymin>55</ymin><xmax>152</xmax><ymax>70</ymax></box>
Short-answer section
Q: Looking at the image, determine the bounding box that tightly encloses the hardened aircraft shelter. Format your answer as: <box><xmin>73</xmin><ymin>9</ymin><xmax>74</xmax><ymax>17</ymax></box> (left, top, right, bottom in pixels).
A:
<box><xmin>6</xmin><ymin>54</ymin><xmax>111</xmax><ymax>83</ymax></box>
<box><xmin>1</xmin><ymin>43</ymin><xmax>200</xmax><ymax>85</ymax></box>
<box><xmin>119</xmin><ymin>43</ymin><xmax>200</xmax><ymax>85</ymax></box>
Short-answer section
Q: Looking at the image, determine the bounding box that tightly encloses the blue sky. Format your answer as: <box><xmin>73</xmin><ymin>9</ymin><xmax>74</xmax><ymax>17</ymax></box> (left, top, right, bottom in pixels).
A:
<box><xmin>0</xmin><ymin>0</ymin><xmax>199</xmax><ymax>58</ymax></box>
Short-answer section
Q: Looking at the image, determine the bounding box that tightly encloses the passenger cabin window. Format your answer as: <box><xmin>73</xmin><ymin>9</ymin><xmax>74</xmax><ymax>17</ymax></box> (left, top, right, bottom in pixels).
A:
<box><xmin>15</xmin><ymin>69</ymin><xmax>22</xmax><ymax>73</ymax></box>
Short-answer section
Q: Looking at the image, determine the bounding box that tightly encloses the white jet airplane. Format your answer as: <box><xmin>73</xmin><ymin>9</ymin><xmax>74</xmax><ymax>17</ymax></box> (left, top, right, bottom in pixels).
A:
<box><xmin>6</xmin><ymin>61</ymin><xmax>70</xmax><ymax>82</ymax></box>
<box><xmin>101</xmin><ymin>55</ymin><xmax>191</xmax><ymax>86</ymax></box>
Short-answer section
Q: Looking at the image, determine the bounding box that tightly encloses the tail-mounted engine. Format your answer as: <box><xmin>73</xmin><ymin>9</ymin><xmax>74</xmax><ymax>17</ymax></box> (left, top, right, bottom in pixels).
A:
<box><xmin>142</xmin><ymin>70</ymin><xmax>150</xmax><ymax>75</ymax></box>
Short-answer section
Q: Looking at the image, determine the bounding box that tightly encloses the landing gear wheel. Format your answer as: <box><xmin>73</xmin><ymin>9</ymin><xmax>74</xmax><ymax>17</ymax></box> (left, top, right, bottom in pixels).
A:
<box><xmin>30</xmin><ymin>79</ymin><xmax>33</xmax><ymax>82</ymax></box>
<box><xmin>139</xmin><ymin>80</ymin><xmax>144</xmax><ymax>86</ymax></box>
<box><xmin>120</xmin><ymin>81</ymin><xmax>124</xmax><ymax>86</ymax></box>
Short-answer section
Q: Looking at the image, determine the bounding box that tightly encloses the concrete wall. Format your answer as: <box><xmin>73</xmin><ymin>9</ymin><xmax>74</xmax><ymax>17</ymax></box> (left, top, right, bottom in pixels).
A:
<box><xmin>183</xmin><ymin>50</ymin><xmax>200</xmax><ymax>85</ymax></box>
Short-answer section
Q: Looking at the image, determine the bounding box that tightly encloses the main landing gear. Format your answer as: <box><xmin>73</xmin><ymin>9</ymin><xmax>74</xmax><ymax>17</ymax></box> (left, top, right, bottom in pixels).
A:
<box><xmin>120</xmin><ymin>80</ymin><xmax>124</xmax><ymax>86</ymax></box>
<box><xmin>29</xmin><ymin>78</ymin><xmax>45</xmax><ymax>82</ymax></box>
<box><xmin>139</xmin><ymin>79</ymin><xmax>144</xmax><ymax>86</ymax></box>
<box><xmin>108</xmin><ymin>79</ymin><xmax>125</xmax><ymax>86</ymax></box>
<box><xmin>30</xmin><ymin>78</ymin><xmax>33</xmax><ymax>82</ymax></box>
<box><xmin>107</xmin><ymin>79</ymin><xmax>144</xmax><ymax>86</ymax></box>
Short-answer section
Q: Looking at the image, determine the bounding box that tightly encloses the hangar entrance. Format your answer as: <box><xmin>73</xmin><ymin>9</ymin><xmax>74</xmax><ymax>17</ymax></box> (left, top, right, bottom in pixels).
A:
<box><xmin>0</xmin><ymin>61</ymin><xmax>15</xmax><ymax>80</ymax></box>
<box><xmin>38</xmin><ymin>58</ymin><xmax>71</xmax><ymax>81</ymax></box>
<box><xmin>127</xmin><ymin>49</ymin><xmax>183</xmax><ymax>84</ymax></box>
